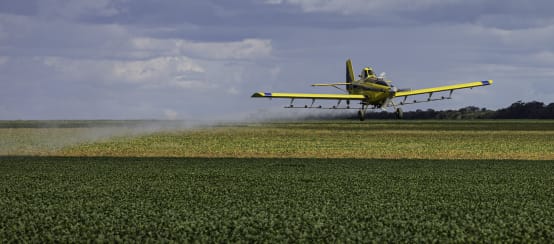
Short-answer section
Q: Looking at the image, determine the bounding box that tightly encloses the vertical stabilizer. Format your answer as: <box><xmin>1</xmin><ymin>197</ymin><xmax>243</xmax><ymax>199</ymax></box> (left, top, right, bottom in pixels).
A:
<box><xmin>346</xmin><ymin>59</ymin><xmax>355</xmax><ymax>92</ymax></box>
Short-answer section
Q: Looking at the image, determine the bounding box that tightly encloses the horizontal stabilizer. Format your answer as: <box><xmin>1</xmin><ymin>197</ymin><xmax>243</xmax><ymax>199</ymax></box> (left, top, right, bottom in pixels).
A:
<box><xmin>311</xmin><ymin>83</ymin><xmax>351</xmax><ymax>87</ymax></box>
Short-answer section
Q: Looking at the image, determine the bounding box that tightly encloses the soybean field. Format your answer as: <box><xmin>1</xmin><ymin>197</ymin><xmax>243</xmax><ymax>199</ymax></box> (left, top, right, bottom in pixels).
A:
<box><xmin>1</xmin><ymin>120</ymin><xmax>553</xmax><ymax>242</ymax></box>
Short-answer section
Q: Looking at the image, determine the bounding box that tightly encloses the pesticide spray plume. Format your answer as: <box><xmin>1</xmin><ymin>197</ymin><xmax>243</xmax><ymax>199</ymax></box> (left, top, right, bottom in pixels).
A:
<box><xmin>0</xmin><ymin>104</ymin><xmax>355</xmax><ymax>156</ymax></box>
<box><xmin>0</xmin><ymin>119</ymin><xmax>221</xmax><ymax>156</ymax></box>
<box><xmin>239</xmin><ymin>107</ymin><xmax>354</xmax><ymax>123</ymax></box>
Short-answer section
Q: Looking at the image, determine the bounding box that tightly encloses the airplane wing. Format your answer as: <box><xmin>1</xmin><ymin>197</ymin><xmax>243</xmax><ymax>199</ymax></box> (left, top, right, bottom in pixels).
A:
<box><xmin>251</xmin><ymin>92</ymin><xmax>365</xmax><ymax>100</ymax></box>
<box><xmin>394</xmin><ymin>80</ymin><xmax>493</xmax><ymax>97</ymax></box>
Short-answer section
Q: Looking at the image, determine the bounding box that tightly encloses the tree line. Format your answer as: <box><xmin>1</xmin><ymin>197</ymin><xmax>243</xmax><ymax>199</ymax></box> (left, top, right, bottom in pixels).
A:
<box><xmin>302</xmin><ymin>101</ymin><xmax>554</xmax><ymax>120</ymax></box>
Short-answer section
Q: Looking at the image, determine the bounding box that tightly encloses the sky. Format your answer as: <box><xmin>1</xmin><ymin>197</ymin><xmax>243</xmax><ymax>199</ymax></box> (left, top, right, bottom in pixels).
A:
<box><xmin>1</xmin><ymin>0</ymin><xmax>554</xmax><ymax>120</ymax></box>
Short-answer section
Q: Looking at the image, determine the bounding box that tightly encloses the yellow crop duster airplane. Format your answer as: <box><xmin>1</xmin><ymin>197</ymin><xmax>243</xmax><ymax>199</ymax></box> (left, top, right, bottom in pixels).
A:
<box><xmin>252</xmin><ymin>59</ymin><xmax>493</xmax><ymax>120</ymax></box>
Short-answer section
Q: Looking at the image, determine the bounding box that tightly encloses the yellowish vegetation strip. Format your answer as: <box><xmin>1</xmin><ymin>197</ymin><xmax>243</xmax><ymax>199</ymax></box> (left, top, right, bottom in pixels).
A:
<box><xmin>54</xmin><ymin>122</ymin><xmax>554</xmax><ymax>160</ymax></box>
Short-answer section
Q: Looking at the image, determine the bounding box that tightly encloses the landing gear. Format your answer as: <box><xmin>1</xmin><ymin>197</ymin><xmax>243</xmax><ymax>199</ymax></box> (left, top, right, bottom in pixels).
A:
<box><xmin>395</xmin><ymin>108</ymin><xmax>403</xmax><ymax>119</ymax></box>
<box><xmin>358</xmin><ymin>104</ymin><xmax>368</xmax><ymax>121</ymax></box>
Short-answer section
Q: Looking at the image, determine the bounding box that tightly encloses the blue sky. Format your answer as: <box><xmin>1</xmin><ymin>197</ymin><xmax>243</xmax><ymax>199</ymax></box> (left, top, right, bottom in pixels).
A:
<box><xmin>1</xmin><ymin>0</ymin><xmax>553</xmax><ymax>120</ymax></box>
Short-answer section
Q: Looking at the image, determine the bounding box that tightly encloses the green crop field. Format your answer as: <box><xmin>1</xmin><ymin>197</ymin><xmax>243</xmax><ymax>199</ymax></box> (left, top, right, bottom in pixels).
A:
<box><xmin>1</xmin><ymin>120</ymin><xmax>553</xmax><ymax>242</ymax></box>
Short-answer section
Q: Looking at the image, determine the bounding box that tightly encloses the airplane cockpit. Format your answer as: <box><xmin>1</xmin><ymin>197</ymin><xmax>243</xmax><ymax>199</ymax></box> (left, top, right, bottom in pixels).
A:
<box><xmin>359</xmin><ymin>67</ymin><xmax>390</xmax><ymax>86</ymax></box>
<box><xmin>360</xmin><ymin>67</ymin><xmax>375</xmax><ymax>79</ymax></box>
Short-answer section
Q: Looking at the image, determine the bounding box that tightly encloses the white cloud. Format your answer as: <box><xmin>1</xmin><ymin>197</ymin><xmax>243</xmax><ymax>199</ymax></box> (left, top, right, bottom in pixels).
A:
<box><xmin>0</xmin><ymin>11</ymin><xmax>275</xmax><ymax>96</ymax></box>
<box><xmin>266</xmin><ymin>0</ymin><xmax>554</xmax><ymax>31</ymax></box>
<box><xmin>532</xmin><ymin>51</ymin><xmax>554</xmax><ymax>64</ymax></box>
<box><xmin>464</xmin><ymin>63</ymin><xmax>554</xmax><ymax>80</ymax></box>
<box><xmin>227</xmin><ymin>87</ymin><xmax>240</xmax><ymax>95</ymax></box>
<box><xmin>0</xmin><ymin>13</ymin><xmax>134</xmax><ymax>60</ymax></box>
<box><xmin>0</xmin><ymin>21</ymin><xmax>6</xmax><ymax>41</ymax></box>
<box><xmin>38</xmin><ymin>55</ymin><xmax>213</xmax><ymax>90</ymax></box>
<box><xmin>0</xmin><ymin>56</ymin><xmax>8</xmax><ymax>65</ymax></box>
<box><xmin>170</xmin><ymin>80</ymin><xmax>215</xmax><ymax>89</ymax></box>
<box><xmin>0</xmin><ymin>13</ymin><xmax>272</xmax><ymax>62</ymax></box>
<box><xmin>476</xmin><ymin>14</ymin><xmax>554</xmax><ymax>30</ymax></box>
<box><xmin>503</xmin><ymin>26</ymin><xmax>554</xmax><ymax>49</ymax></box>
<box><xmin>40</xmin><ymin>56</ymin><xmax>114</xmax><ymax>82</ymax></box>
<box><xmin>131</xmin><ymin>38</ymin><xmax>272</xmax><ymax>60</ymax></box>
<box><xmin>37</xmin><ymin>0</ymin><xmax>125</xmax><ymax>19</ymax></box>
<box><xmin>264</xmin><ymin>0</ymin><xmax>284</xmax><ymax>4</ymax></box>
<box><xmin>268</xmin><ymin>0</ymin><xmax>462</xmax><ymax>15</ymax></box>
<box><xmin>112</xmin><ymin>56</ymin><xmax>204</xmax><ymax>82</ymax></box>
<box><xmin>469</xmin><ymin>24</ymin><xmax>554</xmax><ymax>47</ymax></box>
<box><xmin>269</xmin><ymin>66</ymin><xmax>281</xmax><ymax>77</ymax></box>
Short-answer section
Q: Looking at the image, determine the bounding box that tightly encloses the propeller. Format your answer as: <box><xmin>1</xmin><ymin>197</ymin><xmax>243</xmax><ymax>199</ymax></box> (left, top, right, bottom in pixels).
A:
<box><xmin>377</xmin><ymin>71</ymin><xmax>408</xmax><ymax>91</ymax></box>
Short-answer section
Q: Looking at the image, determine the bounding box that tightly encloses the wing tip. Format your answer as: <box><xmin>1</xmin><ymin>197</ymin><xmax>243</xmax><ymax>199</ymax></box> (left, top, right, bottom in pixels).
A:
<box><xmin>482</xmin><ymin>80</ymin><xmax>494</xmax><ymax>85</ymax></box>
<box><xmin>251</xmin><ymin>92</ymin><xmax>271</xmax><ymax>97</ymax></box>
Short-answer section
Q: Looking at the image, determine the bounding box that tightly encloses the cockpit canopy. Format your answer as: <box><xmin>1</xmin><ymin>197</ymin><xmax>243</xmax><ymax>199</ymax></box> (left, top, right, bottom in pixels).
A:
<box><xmin>361</xmin><ymin>67</ymin><xmax>375</xmax><ymax>79</ymax></box>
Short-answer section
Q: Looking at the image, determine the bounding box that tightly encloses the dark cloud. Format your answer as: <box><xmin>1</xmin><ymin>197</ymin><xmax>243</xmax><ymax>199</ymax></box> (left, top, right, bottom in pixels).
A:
<box><xmin>3</xmin><ymin>0</ymin><xmax>554</xmax><ymax>30</ymax></box>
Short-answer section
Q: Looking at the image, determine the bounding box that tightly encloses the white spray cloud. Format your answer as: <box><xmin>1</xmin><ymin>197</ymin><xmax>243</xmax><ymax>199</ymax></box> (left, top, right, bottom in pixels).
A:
<box><xmin>163</xmin><ymin>109</ymin><xmax>179</xmax><ymax>120</ymax></box>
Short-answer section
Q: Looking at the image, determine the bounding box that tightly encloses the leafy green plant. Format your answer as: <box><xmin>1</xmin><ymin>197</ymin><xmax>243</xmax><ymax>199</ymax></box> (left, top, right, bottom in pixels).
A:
<box><xmin>1</xmin><ymin>157</ymin><xmax>553</xmax><ymax>242</ymax></box>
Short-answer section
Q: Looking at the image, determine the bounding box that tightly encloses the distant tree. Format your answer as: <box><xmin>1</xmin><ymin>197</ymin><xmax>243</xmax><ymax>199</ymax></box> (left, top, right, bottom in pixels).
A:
<box><xmin>296</xmin><ymin>100</ymin><xmax>553</xmax><ymax>120</ymax></box>
<box><xmin>546</xmin><ymin>103</ymin><xmax>554</xmax><ymax>119</ymax></box>
<box><xmin>493</xmin><ymin>101</ymin><xmax>546</xmax><ymax>119</ymax></box>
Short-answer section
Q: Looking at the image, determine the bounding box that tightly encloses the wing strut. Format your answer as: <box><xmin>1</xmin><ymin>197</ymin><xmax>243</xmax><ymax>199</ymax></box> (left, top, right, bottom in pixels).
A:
<box><xmin>333</xmin><ymin>99</ymin><xmax>342</xmax><ymax>109</ymax></box>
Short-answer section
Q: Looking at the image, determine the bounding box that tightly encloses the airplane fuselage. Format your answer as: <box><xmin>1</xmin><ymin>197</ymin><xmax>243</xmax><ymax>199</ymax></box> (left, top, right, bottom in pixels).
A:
<box><xmin>348</xmin><ymin>78</ymin><xmax>395</xmax><ymax>107</ymax></box>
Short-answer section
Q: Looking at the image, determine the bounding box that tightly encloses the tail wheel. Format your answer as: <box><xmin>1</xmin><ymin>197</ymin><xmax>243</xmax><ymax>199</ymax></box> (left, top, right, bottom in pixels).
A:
<box><xmin>358</xmin><ymin>110</ymin><xmax>365</xmax><ymax>121</ymax></box>
<box><xmin>396</xmin><ymin>108</ymin><xmax>404</xmax><ymax>119</ymax></box>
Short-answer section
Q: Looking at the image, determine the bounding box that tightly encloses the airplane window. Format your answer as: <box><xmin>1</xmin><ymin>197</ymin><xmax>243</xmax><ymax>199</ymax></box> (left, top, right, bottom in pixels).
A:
<box><xmin>376</xmin><ymin>80</ymin><xmax>388</xmax><ymax>86</ymax></box>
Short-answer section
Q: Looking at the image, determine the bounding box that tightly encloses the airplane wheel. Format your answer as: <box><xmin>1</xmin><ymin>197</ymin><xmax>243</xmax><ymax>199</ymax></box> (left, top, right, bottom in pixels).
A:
<box><xmin>358</xmin><ymin>110</ymin><xmax>365</xmax><ymax>121</ymax></box>
<box><xmin>396</xmin><ymin>108</ymin><xmax>403</xmax><ymax>119</ymax></box>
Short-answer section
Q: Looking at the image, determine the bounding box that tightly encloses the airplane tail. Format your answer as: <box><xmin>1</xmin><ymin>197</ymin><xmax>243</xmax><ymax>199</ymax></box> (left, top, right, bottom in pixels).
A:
<box><xmin>346</xmin><ymin>59</ymin><xmax>354</xmax><ymax>92</ymax></box>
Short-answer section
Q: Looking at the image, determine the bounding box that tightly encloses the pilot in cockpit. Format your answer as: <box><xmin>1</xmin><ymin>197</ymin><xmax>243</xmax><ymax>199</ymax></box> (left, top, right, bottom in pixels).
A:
<box><xmin>360</xmin><ymin>67</ymin><xmax>376</xmax><ymax>80</ymax></box>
